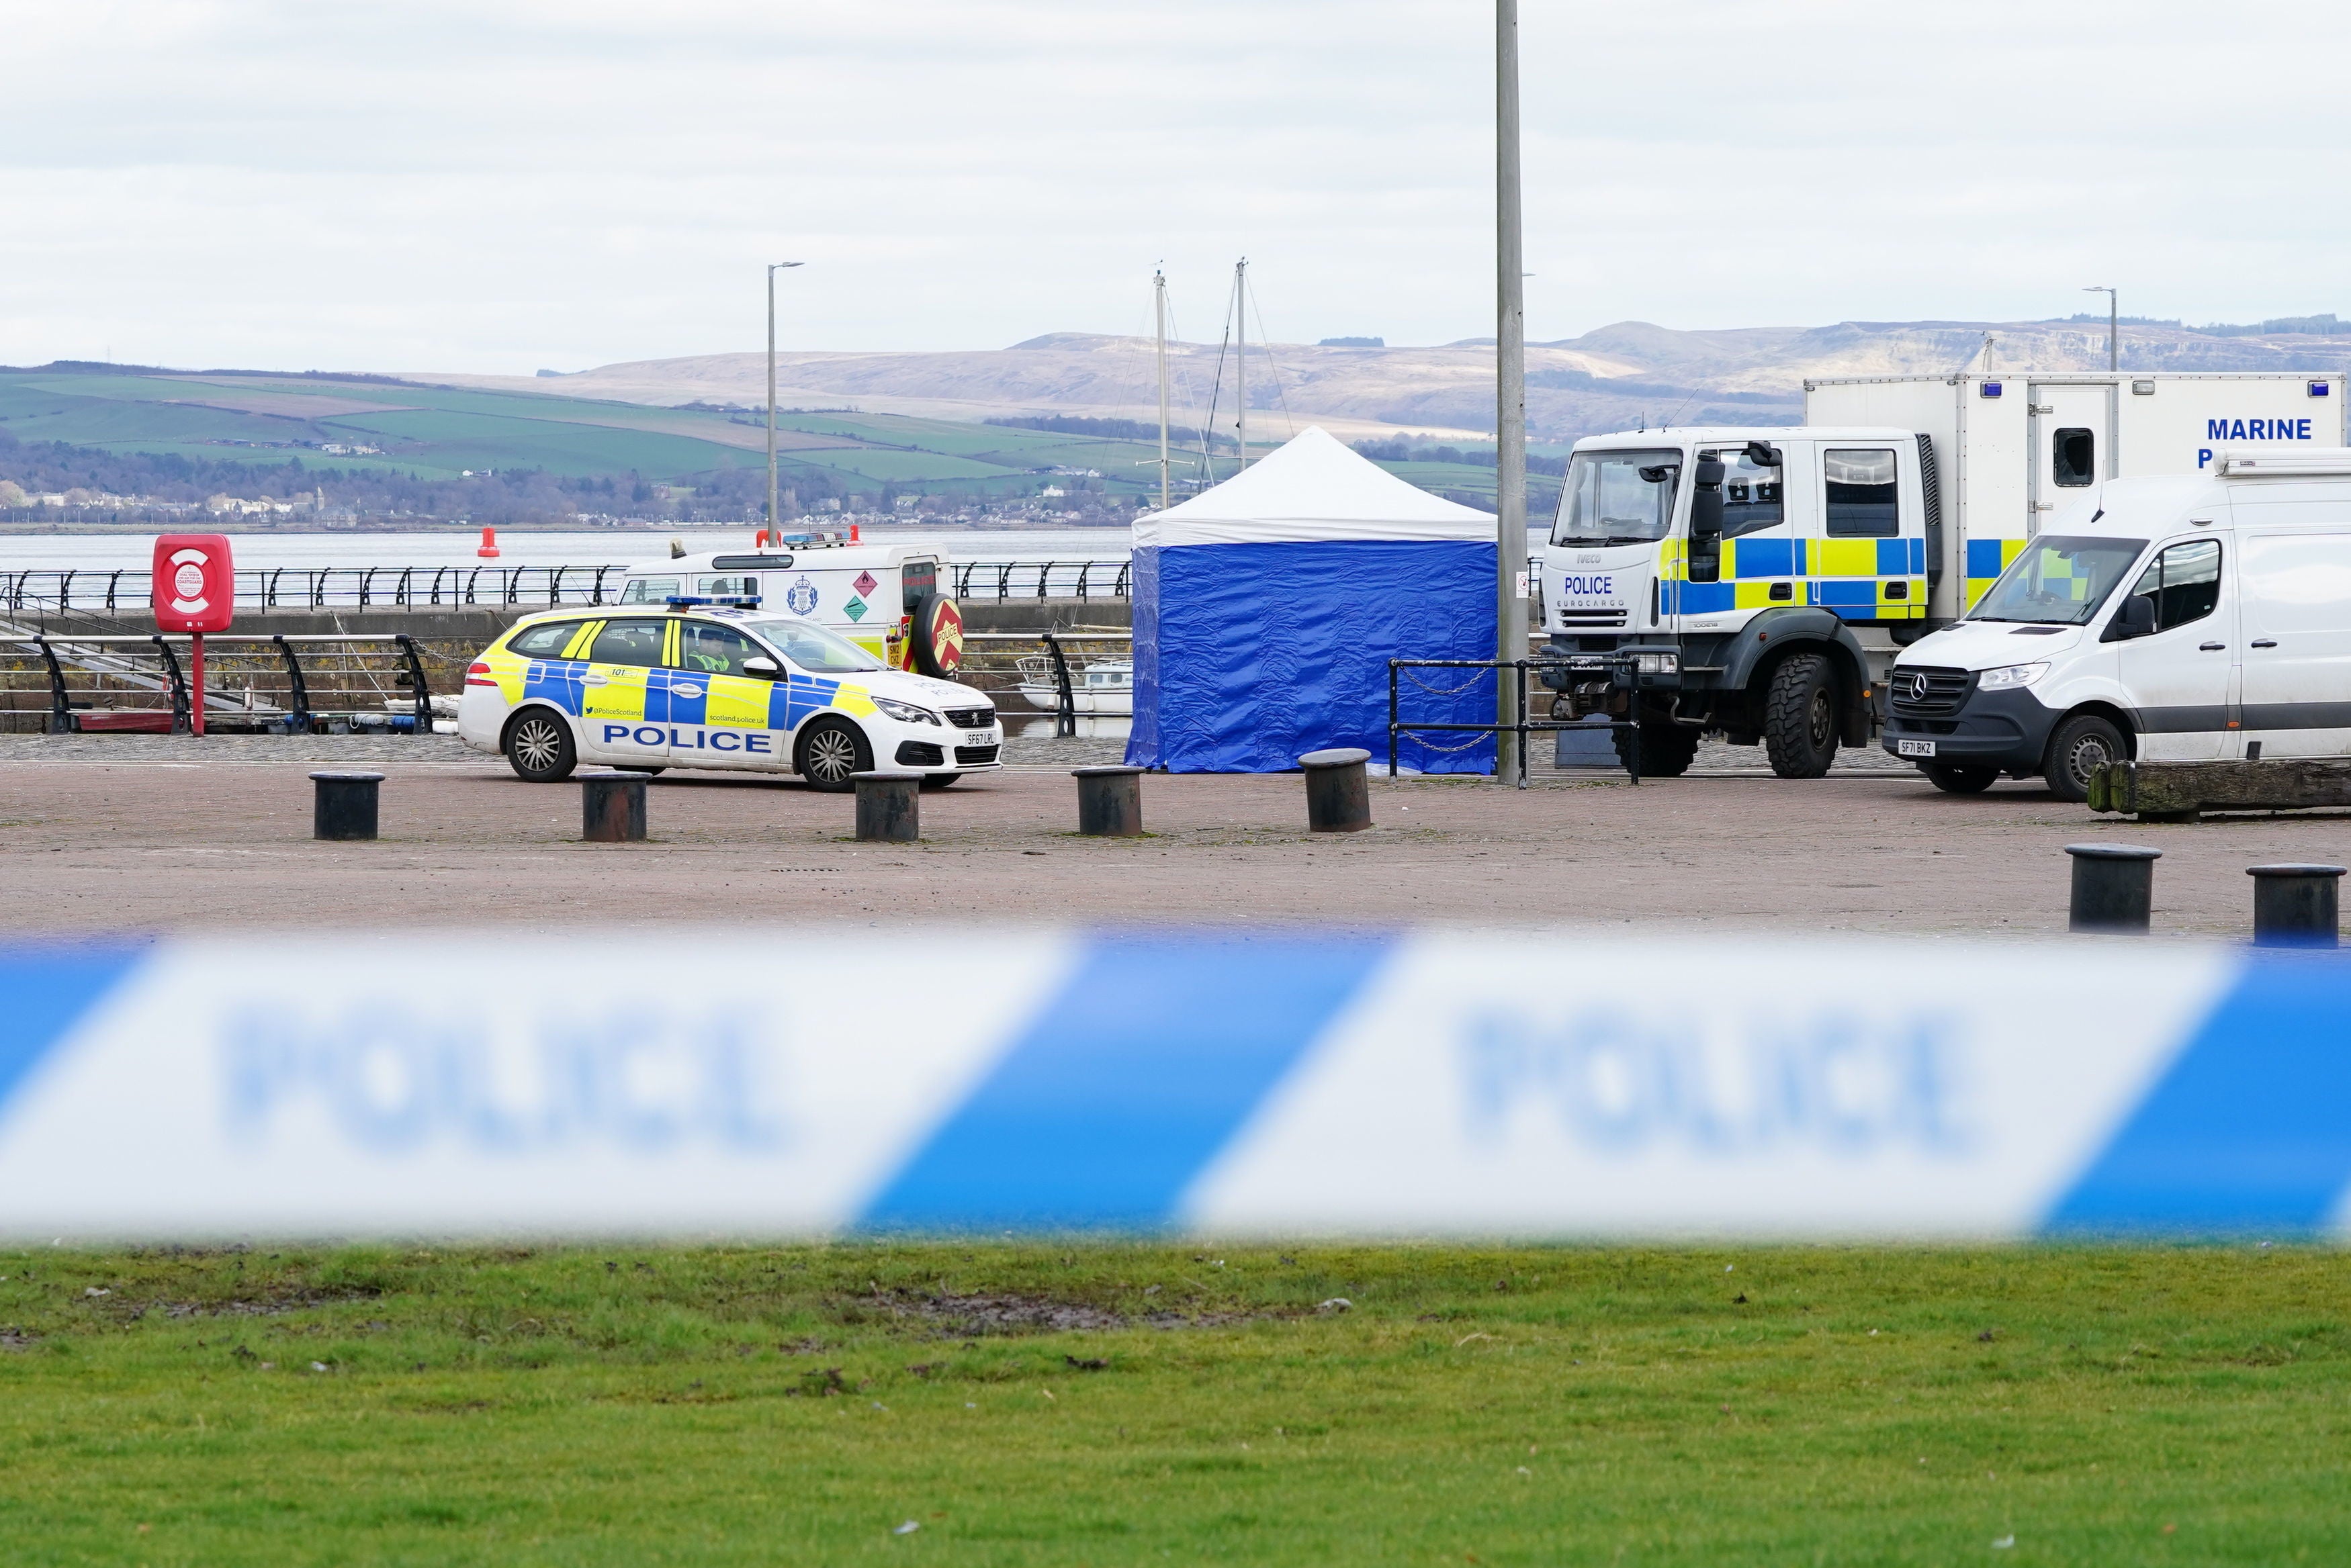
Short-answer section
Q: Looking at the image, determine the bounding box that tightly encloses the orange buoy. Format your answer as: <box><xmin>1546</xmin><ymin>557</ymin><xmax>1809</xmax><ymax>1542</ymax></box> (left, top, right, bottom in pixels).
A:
<box><xmin>477</xmin><ymin>526</ymin><xmax>500</xmax><ymax>559</ymax></box>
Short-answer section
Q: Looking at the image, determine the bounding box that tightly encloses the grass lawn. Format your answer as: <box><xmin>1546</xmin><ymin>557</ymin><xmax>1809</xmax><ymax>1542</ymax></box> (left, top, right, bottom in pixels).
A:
<box><xmin>2</xmin><ymin>1244</ymin><xmax>2345</xmax><ymax>1565</ymax></box>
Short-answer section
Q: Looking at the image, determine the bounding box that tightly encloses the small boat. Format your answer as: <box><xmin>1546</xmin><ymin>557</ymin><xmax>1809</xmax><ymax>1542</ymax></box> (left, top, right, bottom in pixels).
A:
<box><xmin>1016</xmin><ymin>656</ymin><xmax>1133</xmax><ymax>717</ymax></box>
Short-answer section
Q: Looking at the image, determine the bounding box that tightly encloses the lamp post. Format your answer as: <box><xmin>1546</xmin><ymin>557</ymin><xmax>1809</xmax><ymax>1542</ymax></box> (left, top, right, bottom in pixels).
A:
<box><xmin>767</xmin><ymin>261</ymin><xmax>805</xmax><ymax>537</ymax></box>
<box><xmin>2084</xmin><ymin>285</ymin><xmax>2117</xmax><ymax>373</ymax></box>
<box><xmin>1494</xmin><ymin>0</ymin><xmax>1528</xmax><ymax>786</ymax></box>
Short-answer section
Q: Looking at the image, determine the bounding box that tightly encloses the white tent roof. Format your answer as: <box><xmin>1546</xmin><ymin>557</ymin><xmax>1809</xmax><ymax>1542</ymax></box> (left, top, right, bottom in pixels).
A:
<box><xmin>1133</xmin><ymin>426</ymin><xmax>1498</xmax><ymax>547</ymax></box>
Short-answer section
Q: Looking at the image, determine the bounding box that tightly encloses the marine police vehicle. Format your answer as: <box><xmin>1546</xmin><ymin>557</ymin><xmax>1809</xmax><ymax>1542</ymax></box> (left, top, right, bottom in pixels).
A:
<box><xmin>457</xmin><ymin>596</ymin><xmax>1000</xmax><ymax>790</ymax></box>
<box><xmin>1541</xmin><ymin>373</ymin><xmax>2348</xmax><ymax>777</ymax></box>
<box><xmin>1886</xmin><ymin>449</ymin><xmax>2351</xmax><ymax>800</ymax></box>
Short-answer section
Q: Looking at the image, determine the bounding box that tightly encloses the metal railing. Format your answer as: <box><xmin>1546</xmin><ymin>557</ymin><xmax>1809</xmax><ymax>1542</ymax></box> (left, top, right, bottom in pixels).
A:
<box><xmin>1388</xmin><ymin>655</ymin><xmax>1640</xmax><ymax>789</ymax></box>
<box><xmin>956</xmin><ymin>630</ymin><xmax>1132</xmax><ymax>736</ymax></box>
<box><xmin>948</xmin><ymin>561</ymin><xmax>1130</xmax><ymax>601</ymax></box>
<box><xmin>0</xmin><ymin>565</ymin><xmax>629</xmax><ymax>612</ymax></box>
<box><xmin>0</xmin><ymin>633</ymin><xmax>436</xmax><ymax>736</ymax></box>
<box><xmin>2</xmin><ymin>559</ymin><xmax>1135</xmax><ymax>611</ymax></box>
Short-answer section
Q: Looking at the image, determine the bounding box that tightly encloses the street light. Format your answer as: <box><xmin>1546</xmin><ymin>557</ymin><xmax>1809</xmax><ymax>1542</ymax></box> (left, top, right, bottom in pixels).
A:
<box><xmin>1494</xmin><ymin>0</ymin><xmax>1527</xmax><ymax>787</ymax></box>
<box><xmin>768</xmin><ymin>262</ymin><xmax>805</xmax><ymax>537</ymax></box>
<box><xmin>2084</xmin><ymin>285</ymin><xmax>2117</xmax><ymax>373</ymax></box>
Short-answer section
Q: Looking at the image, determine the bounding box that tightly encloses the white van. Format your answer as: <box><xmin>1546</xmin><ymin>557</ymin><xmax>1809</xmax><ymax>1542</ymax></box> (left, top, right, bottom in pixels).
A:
<box><xmin>616</xmin><ymin>535</ymin><xmax>961</xmax><ymax>676</ymax></box>
<box><xmin>1883</xmin><ymin>448</ymin><xmax>2351</xmax><ymax>799</ymax></box>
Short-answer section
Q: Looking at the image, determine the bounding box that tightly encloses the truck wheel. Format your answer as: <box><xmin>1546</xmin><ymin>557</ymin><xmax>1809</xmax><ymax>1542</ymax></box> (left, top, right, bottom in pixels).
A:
<box><xmin>1612</xmin><ymin>720</ymin><xmax>1699</xmax><ymax>778</ymax></box>
<box><xmin>1922</xmin><ymin>763</ymin><xmax>1999</xmax><ymax>794</ymax></box>
<box><xmin>1763</xmin><ymin>653</ymin><xmax>1839</xmax><ymax>778</ymax></box>
<box><xmin>503</xmin><ymin>708</ymin><xmax>576</xmax><ymax>783</ymax></box>
<box><xmin>2043</xmin><ymin>713</ymin><xmax>2126</xmax><ymax>804</ymax></box>
<box><xmin>795</xmin><ymin>715</ymin><xmax>871</xmax><ymax>792</ymax></box>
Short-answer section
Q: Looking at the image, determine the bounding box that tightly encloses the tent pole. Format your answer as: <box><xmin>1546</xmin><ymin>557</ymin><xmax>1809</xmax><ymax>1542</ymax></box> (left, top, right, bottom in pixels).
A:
<box><xmin>1495</xmin><ymin>0</ymin><xmax>1527</xmax><ymax>785</ymax></box>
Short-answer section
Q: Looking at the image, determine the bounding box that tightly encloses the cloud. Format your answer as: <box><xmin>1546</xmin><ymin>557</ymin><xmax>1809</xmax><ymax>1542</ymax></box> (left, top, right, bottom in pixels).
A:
<box><xmin>0</xmin><ymin>0</ymin><xmax>2346</xmax><ymax>371</ymax></box>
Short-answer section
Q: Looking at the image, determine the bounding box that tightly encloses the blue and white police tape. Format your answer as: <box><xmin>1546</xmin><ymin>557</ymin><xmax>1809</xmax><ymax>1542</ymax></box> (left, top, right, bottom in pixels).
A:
<box><xmin>3</xmin><ymin>931</ymin><xmax>2348</xmax><ymax>1240</ymax></box>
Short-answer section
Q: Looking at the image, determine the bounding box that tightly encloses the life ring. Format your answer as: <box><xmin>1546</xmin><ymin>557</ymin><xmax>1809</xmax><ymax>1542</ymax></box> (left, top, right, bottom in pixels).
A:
<box><xmin>910</xmin><ymin>592</ymin><xmax>965</xmax><ymax>678</ymax></box>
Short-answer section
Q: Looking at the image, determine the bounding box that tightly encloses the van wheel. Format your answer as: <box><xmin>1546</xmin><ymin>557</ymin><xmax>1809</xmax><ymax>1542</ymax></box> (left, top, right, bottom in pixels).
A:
<box><xmin>1612</xmin><ymin>720</ymin><xmax>1699</xmax><ymax>778</ymax></box>
<box><xmin>2043</xmin><ymin>713</ymin><xmax>2127</xmax><ymax>804</ymax></box>
<box><xmin>1922</xmin><ymin>763</ymin><xmax>2000</xmax><ymax>794</ymax></box>
<box><xmin>795</xmin><ymin>716</ymin><xmax>871</xmax><ymax>792</ymax></box>
<box><xmin>503</xmin><ymin>709</ymin><xmax>576</xmax><ymax>782</ymax></box>
<box><xmin>1763</xmin><ymin>653</ymin><xmax>1839</xmax><ymax>778</ymax></box>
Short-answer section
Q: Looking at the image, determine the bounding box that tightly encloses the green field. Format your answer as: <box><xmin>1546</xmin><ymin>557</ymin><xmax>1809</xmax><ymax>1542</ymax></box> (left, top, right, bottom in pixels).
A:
<box><xmin>0</xmin><ymin>365</ymin><xmax>1562</xmax><ymax>508</ymax></box>
<box><xmin>4</xmin><ymin>1242</ymin><xmax>2345</xmax><ymax>1564</ymax></box>
<box><xmin>0</xmin><ymin>367</ymin><xmax>1184</xmax><ymax>499</ymax></box>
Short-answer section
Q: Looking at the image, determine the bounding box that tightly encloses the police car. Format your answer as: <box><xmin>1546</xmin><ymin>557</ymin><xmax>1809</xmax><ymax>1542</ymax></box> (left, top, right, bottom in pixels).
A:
<box><xmin>457</xmin><ymin>597</ymin><xmax>1002</xmax><ymax>790</ymax></box>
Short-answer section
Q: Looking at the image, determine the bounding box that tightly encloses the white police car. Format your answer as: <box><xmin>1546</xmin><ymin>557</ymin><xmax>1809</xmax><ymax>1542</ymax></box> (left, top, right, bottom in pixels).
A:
<box><xmin>458</xmin><ymin>598</ymin><xmax>1002</xmax><ymax>789</ymax></box>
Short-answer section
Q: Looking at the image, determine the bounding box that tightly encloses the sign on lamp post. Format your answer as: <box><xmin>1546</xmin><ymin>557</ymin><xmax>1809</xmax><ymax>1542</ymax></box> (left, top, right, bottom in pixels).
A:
<box><xmin>151</xmin><ymin>534</ymin><xmax>234</xmax><ymax>735</ymax></box>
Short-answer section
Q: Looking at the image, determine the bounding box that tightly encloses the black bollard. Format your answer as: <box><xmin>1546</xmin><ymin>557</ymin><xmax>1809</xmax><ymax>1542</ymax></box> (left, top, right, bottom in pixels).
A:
<box><xmin>853</xmin><ymin>770</ymin><xmax>922</xmax><ymax>843</ymax></box>
<box><xmin>1299</xmin><ymin>747</ymin><xmax>1374</xmax><ymax>833</ymax></box>
<box><xmin>1073</xmin><ymin>765</ymin><xmax>1145</xmax><ymax>836</ymax></box>
<box><xmin>2248</xmin><ymin>864</ymin><xmax>2346</xmax><ymax>948</ymax></box>
<box><xmin>2066</xmin><ymin>842</ymin><xmax>2161</xmax><ymax>933</ymax></box>
<box><xmin>579</xmin><ymin>770</ymin><xmax>648</xmax><ymax>843</ymax></box>
<box><xmin>309</xmin><ymin>770</ymin><xmax>384</xmax><ymax>841</ymax></box>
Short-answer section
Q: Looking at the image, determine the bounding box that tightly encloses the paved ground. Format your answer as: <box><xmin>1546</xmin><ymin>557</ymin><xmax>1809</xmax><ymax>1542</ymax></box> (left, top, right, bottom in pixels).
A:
<box><xmin>2</xmin><ymin>733</ymin><xmax>2345</xmax><ymax>940</ymax></box>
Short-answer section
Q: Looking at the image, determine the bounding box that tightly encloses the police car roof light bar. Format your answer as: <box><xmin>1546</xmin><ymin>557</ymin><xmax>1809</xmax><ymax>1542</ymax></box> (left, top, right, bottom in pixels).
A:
<box><xmin>664</xmin><ymin>595</ymin><xmax>712</xmax><ymax>609</ymax></box>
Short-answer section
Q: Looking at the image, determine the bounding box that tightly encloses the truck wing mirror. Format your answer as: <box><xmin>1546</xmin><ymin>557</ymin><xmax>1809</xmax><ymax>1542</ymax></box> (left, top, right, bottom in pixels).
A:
<box><xmin>2102</xmin><ymin>596</ymin><xmax>2156</xmax><ymax>643</ymax></box>
<box><xmin>742</xmin><ymin>655</ymin><xmax>783</xmax><ymax>679</ymax></box>
<box><xmin>1742</xmin><ymin>441</ymin><xmax>1783</xmax><ymax>469</ymax></box>
<box><xmin>1690</xmin><ymin>459</ymin><xmax>1726</xmax><ymax>540</ymax></box>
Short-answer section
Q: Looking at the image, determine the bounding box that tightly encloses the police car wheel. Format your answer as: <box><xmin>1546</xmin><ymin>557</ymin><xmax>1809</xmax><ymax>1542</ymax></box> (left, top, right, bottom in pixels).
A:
<box><xmin>796</xmin><ymin>716</ymin><xmax>871</xmax><ymax>792</ymax></box>
<box><xmin>2042</xmin><ymin>712</ymin><xmax>2125</xmax><ymax>804</ymax></box>
<box><xmin>504</xmin><ymin>709</ymin><xmax>576</xmax><ymax>782</ymax></box>
<box><xmin>922</xmin><ymin>772</ymin><xmax>961</xmax><ymax>789</ymax></box>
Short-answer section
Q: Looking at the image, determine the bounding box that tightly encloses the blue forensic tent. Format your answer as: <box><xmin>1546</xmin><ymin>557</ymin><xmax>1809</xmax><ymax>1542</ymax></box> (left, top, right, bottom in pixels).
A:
<box><xmin>1126</xmin><ymin>426</ymin><xmax>1501</xmax><ymax>774</ymax></box>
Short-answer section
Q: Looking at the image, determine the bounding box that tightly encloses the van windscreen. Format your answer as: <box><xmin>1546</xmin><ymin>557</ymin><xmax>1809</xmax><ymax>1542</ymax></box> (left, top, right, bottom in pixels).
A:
<box><xmin>1966</xmin><ymin>535</ymin><xmax>2146</xmax><ymax>625</ymax></box>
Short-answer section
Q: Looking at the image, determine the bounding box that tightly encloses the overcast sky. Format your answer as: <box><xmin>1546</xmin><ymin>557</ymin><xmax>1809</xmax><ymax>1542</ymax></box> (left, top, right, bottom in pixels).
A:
<box><xmin>5</xmin><ymin>0</ymin><xmax>2349</xmax><ymax>372</ymax></box>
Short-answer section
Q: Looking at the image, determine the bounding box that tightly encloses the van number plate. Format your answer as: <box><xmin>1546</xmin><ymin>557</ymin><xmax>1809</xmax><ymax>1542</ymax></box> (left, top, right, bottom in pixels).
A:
<box><xmin>1896</xmin><ymin>738</ymin><xmax>1937</xmax><ymax>758</ymax></box>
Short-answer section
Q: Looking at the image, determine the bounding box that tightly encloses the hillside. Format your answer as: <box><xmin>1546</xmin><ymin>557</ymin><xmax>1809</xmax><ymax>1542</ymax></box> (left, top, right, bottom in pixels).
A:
<box><xmin>422</xmin><ymin>316</ymin><xmax>2351</xmax><ymax>447</ymax></box>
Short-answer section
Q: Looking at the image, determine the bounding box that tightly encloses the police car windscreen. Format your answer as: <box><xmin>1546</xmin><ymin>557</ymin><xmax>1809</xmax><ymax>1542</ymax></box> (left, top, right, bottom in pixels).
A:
<box><xmin>1554</xmin><ymin>449</ymin><xmax>1681</xmax><ymax>546</ymax></box>
<box><xmin>746</xmin><ymin>617</ymin><xmax>881</xmax><ymax>672</ymax></box>
<box><xmin>1967</xmin><ymin>535</ymin><xmax>2146</xmax><ymax>625</ymax></box>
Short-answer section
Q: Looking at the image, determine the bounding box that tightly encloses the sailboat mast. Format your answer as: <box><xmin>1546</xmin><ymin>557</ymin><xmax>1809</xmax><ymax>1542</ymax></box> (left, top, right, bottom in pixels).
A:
<box><xmin>1235</xmin><ymin>258</ymin><xmax>1249</xmax><ymax>472</ymax></box>
<box><xmin>1155</xmin><ymin>268</ymin><xmax>1171</xmax><ymax>510</ymax></box>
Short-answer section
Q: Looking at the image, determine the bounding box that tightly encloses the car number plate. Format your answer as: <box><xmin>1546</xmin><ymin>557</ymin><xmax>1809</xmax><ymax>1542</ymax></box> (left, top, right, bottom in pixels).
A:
<box><xmin>965</xmin><ymin>731</ymin><xmax>993</xmax><ymax>747</ymax></box>
<box><xmin>1896</xmin><ymin>738</ymin><xmax>1937</xmax><ymax>758</ymax></box>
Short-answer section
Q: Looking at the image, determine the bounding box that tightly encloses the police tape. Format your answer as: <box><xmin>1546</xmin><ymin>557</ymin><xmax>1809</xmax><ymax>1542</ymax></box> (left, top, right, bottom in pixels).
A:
<box><xmin>2</xmin><ymin>931</ymin><xmax>2348</xmax><ymax>1240</ymax></box>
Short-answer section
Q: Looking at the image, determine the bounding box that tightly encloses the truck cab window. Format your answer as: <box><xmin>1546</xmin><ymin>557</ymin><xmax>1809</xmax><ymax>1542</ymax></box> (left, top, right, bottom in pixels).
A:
<box><xmin>2053</xmin><ymin>428</ymin><xmax>2096</xmax><ymax>487</ymax></box>
<box><xmin>1824</xmin><ymin>449</ymin><xmax>1899</xmax><ymax>537</ymax></box>
<box><xmin>1553</xmin><ymin>449</ymin><xmax>1681</xmax><ymax>545</ymax></box>
<box><xmin>2122</xmin><ymin>538</ymin><xmax>2221</xmax><ymax>631</ymax></box>
<box><xmin>1699</xmin><ymin>447</ymin><xmax>1784</xmax><ymax>538</ymax></box>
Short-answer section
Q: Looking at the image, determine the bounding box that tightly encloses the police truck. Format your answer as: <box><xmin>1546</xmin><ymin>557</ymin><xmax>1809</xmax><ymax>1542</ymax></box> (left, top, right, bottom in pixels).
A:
<box><xmin>1540</xmin><ymin>371</ymin><xmax>2348</xmax><ymax>776</ymax></box>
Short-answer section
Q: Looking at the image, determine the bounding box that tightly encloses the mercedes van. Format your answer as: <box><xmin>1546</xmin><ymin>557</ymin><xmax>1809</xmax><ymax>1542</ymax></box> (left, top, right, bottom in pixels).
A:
<box><xmin>1883</xmin><ymin>449</ymin><xmax>2351</xmax><ymax>799</ymax></box>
